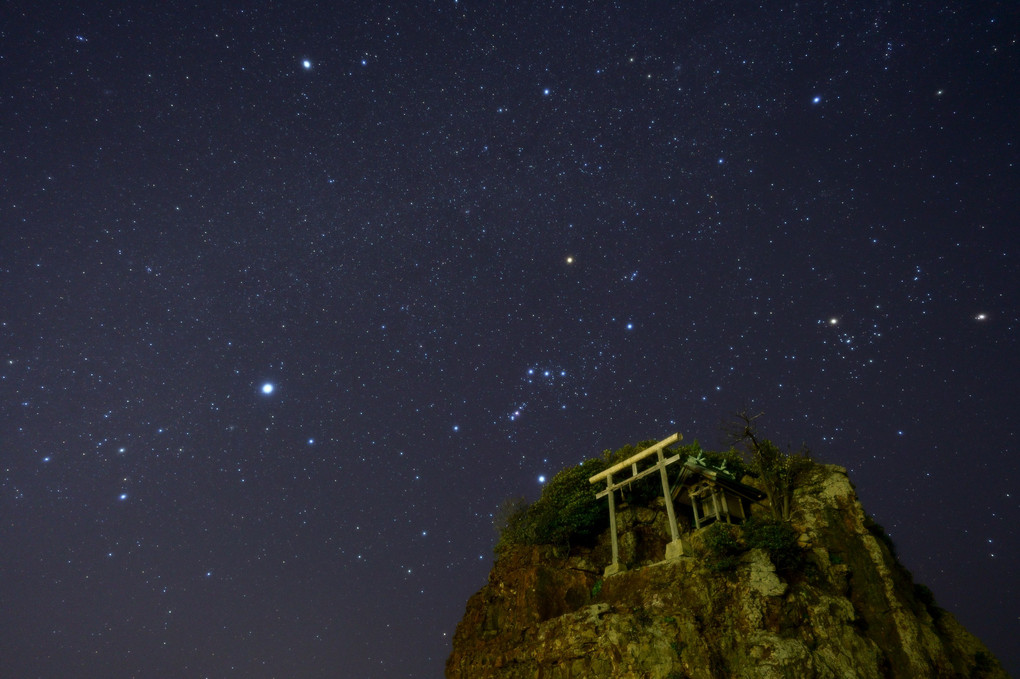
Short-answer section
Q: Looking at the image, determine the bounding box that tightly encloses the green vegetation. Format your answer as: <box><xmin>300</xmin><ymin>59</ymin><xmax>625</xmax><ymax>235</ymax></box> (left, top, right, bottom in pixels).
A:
<box><xmin>494</xmin><ymin>420</ymin><xmax>815</xmax><ymax>552</ymax></box>
<box><xmin>704</xmin><ymin>523</ymin><xmax>744</xmax><ymax>572</ymax></box>
<box><xmin>731</xmin><ymin>412</ymin><xmax>813</xmax><ymax>520</ymax></box>
<box><xmin>703</xmin><ymin>516</ymin><xmax>803</xmax><ymax>573</ymax></box>
<box><xmin>598</xmin><ymin>439</ymin><xmax>662</xmax><ymax>505</ymax></box>
<box><xmin>743</xmin><ymin>516</ymin><xmax>802</xmax><ymax>572</ymax></box>
<box><xmin>495</xmin><ymin>457</ymin><xmax>610</xmax><ymax>551</ymax></box>
<box><xmin>599</xmin><ymin>440</ymin><xmax>749</xmax><ymax>504</ymax></box>
<box><xmin>494</xmin><ymin>439</ymin><xmax>695</xmax><ymax>551</ymax></box>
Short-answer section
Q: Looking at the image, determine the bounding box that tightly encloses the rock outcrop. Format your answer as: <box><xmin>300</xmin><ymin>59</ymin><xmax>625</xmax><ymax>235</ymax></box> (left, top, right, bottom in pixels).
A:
<box><xmin>447</xmin><ymin>465</ymin><xmax>1007</xmax><ymax>678</ymax></box>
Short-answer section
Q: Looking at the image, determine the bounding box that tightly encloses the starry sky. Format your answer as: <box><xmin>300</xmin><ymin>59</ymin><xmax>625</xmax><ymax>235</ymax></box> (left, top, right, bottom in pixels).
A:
<box><xmin>1</xmin><ymin>2</ymin><xmax>1017</xmax><ymax>677</ymax></box>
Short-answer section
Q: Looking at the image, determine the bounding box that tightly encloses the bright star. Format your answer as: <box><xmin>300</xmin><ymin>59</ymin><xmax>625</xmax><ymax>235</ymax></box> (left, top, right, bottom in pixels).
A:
<box><xmin>812</xmin><ymin>95</ymin><xmax>821</xmax><ymax>104</ymax></box>
<box><xmin>975</xmin><ymin>313</ymin><xmax>987</xmax><ymax>321</ymax></box>
<box><xmin>261</xmin><ymin>383</ymin><xmax>274</xmax><ymax>394</ymax></box>
<box><xmin>538</xmin><ymin>475</ymin><xmax>546</xmax><ymax>483</ymax></box>
<box><xmin>118</xmin><ymin>493</ymin><xmax>128</xmax><ymax>501</ymax></box>
<box><xmin>302</xmin><ymin>59</ymin><xmax>312</xmax><ymax>70</ymax></box>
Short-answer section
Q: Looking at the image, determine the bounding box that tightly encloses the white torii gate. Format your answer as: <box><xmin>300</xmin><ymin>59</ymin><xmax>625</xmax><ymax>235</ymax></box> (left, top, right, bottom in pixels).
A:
<box><xmin>588</xmin><ymin>433</ymin><xmax>690</xmax><ymax>576</ymax></box>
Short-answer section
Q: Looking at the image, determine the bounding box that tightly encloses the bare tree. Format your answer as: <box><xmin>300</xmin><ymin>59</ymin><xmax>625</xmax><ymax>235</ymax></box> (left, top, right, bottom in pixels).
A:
<box><xmin>730</xmin><ymin>411</ymin><xmax>813</xmax><ymax>521</ymax></box>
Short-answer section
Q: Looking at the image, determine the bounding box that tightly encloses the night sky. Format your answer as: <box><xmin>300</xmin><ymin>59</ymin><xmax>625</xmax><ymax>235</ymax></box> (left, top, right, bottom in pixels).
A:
<box><xmin>2</xmin><ymin>2</ymin><xmax>1017</xmax><ymax>677</ymax></box>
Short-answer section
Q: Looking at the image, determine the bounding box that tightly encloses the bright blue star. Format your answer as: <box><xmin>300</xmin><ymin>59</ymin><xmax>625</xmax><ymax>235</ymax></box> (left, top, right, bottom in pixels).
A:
<box><xmin>261</xmin><ymin>383</ymin><xmax>274</xmax><ymax>394</ymax></box>
<box><xmin>538</xmin><ymin>475</ymin><xmax>546</xmax><ymax>483</ymax></box>
<box><xmin>118</xmin><ymin>493</ymin><xmax>128</xmax><ymax>501</ymax></box>
<box><xmin>302</xmin><ymin>59</ymin><xmax>312</xmax><ymax>70</ymax></box>
<box><xmin>812</xmin><ymin>95</ymin><xmax>821</xmax><ymax>104</ymax></box>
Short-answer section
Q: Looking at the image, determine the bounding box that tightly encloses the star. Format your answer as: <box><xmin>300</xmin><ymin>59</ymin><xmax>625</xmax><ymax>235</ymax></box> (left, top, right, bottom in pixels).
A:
<box><xmin>5</xmin><ymin>4</ymin><xmax>1016</xmax><ymax>677</ymax></box>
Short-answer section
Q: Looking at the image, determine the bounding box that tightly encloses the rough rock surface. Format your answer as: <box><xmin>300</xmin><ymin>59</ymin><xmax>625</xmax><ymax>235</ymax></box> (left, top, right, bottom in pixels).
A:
<box><xmin>447</xmin><ymin>465</ymin><xmax>1007</xmax><ymax>678</ymax></box>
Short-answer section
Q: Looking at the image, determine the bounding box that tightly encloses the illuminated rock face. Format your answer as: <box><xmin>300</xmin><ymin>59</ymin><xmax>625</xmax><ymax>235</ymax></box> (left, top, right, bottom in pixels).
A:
<box><xmin>447</xmin><ymin>465</ymin><xmax>1007</xmax><ymax>679</ymax></box>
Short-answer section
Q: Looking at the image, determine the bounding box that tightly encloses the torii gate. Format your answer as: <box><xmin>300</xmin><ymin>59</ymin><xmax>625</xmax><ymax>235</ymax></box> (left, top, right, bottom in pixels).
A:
<box><xmin>588</xmin><ymin>433</ymin><xmax>691</xmax><ymax>576</ymax></box>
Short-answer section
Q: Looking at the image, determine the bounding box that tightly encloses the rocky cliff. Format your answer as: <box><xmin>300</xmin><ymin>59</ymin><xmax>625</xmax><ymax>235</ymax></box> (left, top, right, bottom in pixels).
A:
<box><xmin>447</xmin><ymin>464</ymin><xmax>1007</xmax><ymax>678</ymax></box>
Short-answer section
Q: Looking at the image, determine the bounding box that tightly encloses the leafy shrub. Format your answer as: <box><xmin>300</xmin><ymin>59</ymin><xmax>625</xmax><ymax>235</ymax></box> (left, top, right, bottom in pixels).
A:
<box><xmin>494</xmin><ymin>434</ymin><xmax>795</xmax><ymax>555</ymax></box>
<box><xmin>493</xmin><ymin>496</ymin><xmax>532</xmax><ymax>551</ymax></box>
<box><xmin>495</xmin><ymin>457</ymin><xmax>610</xmax><ymax>550</ymax></box>
<box><xmin>730</xmin><ymin>413</ymin><xmax>813</xmax><ymax>520</ymax></box>
<box><xmin>743</xmin><ymin>516</ymin><xmax>802</xmax><ymax>572</ymax></box>
<box><xmin>702</xmin><ymin>517</ymin><xmax>804</xmax><ymax>574</ymax></box>
<box><xmin>704</xmin><ymin>523</ymin><xmax>743</xmax><ymax>571</ymax></box>
<box><xmin>533</xmin><ymin>458</ymin><xmax>611</xmax><ymax>544</ymax></box>
<box><xmin>750</xmin><ymin>440</ymin><xmax>813</xmax><ymax>520</ymax></box>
